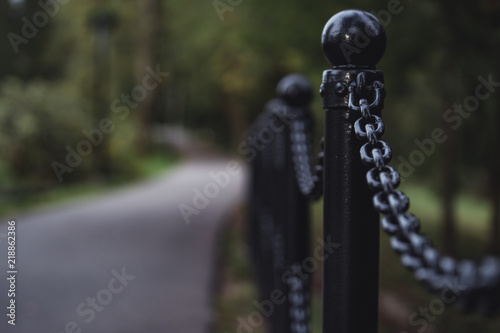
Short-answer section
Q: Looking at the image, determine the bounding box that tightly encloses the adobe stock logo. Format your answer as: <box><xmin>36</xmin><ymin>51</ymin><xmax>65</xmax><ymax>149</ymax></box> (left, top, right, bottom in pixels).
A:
<box><xmin>237</xmin><ymin>107</ymin><xmax>296</xmax><ymax>163</ymax></box>
<box><xmin>401</xmin><ymin>278</ymin><xmax>467</xmax><ymax>333</ymax></box>
<box><xmin>51</xmin><ymin>267</ymin><xmax>135</xmax><ymax>333</ymax></box>
<box><xmin>396</xmin><ymin>74</ymin><xmax>500</xmax><ymax>182</ymax></box>
<box><xmin>234</xmin><ymin>236</ymin><xmax>341</xmax><ymax>333</ymax></box>
<box><xmin>178</xmin><ymin>161</ymin><xmax>242</xmax><ymax>224</ymax></box>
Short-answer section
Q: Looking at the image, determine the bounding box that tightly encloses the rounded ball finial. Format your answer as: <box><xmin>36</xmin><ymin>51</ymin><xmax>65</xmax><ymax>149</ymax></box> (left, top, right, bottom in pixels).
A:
<box><xmin>322</xmin><ymin>9</ymin><xmax>386</xmax><ymax>67</ymax></box>
<box><xmin>276</xmin><ymin>74</ymin><xmax>313</xmax><ymax>107</ymax></box>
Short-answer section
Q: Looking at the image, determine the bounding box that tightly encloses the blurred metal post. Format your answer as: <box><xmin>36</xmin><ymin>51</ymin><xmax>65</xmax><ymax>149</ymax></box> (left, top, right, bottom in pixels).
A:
<box><xmin>319</xmin><ymin>10</ymin><xmax>386</xmax><ymax>333</ymax></box>
<box><xmin>274</xmin><ymin>74</ymin><xmax>312</xmax><ymax>333</ymax></box>
<box><xmin>249</xmin><ymin>74</ymin><xmax>313</xmax><ymax>333</ymax></box>
<box><xmin>248</xmin><ymin>97</ymin><xmax>283</xmax><ymax>313</ymax></box>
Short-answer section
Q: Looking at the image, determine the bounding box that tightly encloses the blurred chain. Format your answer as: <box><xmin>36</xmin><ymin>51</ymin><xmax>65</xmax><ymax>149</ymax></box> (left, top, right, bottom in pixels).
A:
<box><xmin>287</xmin><ymin>264</ymin><xmax>310</xmax><ymax>333</ymax></box>
<box><xmin>350</xmin><ymin>72</ymin><xmax>500</xmax><ymax>314</ymax></box>
<box><xmin>289</xmin><ymin>115</ymin><xmax>324</xmax><ymax>201</ymax></box>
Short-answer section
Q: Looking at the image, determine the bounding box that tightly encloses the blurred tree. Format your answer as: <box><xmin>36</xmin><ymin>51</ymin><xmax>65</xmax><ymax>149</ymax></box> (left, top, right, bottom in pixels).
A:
<box><xmin>430</xmin><ymin>0</ymin><xmax>500</xmax><ymax>254</ymax></box>
<box><xmin>468</xmin><ymin>0</ymin><xmax>500</xmax><ymax>254</ymax></box>
<box><xmin>0</xmin><ymin>0</ymin><xmax>497</xmax><ymax>212</ymax></box>
<box><xmin>88</xmin><ymin>9</ymin><xmax>118</xmax><ymax>177</ymax></box>
<box><xmin>0</xmin><ymin>78</ymin><xmax>92</xmax><ymax>185</ymax></box>
<box><xmin>438</xmin><ymin>0</ymin><xmax>461</xmax><ymax>255</ymax></box>
<box><xmin>0</xmin><ymin>0</ymin><xmax>54</xmax><ymax>79</ymax></box>
<box><xmin>135</xmin><ymin>0</ymin><xmax>162</xmax><ymax>154</ymax></box>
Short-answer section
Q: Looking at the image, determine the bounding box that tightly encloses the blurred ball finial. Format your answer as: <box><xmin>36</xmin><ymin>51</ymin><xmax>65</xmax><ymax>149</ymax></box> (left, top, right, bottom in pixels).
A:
<box><xmin>276</xmin><ymin>74</ymin><xmax>313</xmax><ymax>107</ymax></box>
<box><xmin>322</xmin><ymin>9</ymin><xmax>386</xmax><ymax>67</ymax></box>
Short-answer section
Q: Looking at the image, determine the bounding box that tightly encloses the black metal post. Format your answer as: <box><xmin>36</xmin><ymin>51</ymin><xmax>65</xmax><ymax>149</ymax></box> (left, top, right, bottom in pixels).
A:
<box><xmin>320</xmin><ymin>10</ymin><xmax>386</xmax><ymax>333</ymax></box>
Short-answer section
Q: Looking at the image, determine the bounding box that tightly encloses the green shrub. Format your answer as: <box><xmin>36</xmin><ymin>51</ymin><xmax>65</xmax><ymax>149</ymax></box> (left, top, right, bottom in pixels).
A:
<box><xmin>0</xmin><ymin>77</ymin><xmax>92</xmax><ymax>186</ymax></box>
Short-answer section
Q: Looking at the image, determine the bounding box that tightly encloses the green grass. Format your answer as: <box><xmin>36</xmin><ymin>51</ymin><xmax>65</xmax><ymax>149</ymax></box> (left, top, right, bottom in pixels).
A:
<box><xmin>0</xmin><ymin>152</ymin><xmax>178</xmax><ymax>217</ymax></box>
<box><xmin>214</xmin><ymin>209</ymin><xmax>266</xmax><ymax>333</ymax></box>
<box><xmin>135</xmin><ymin>152</ymin><xmax>178</xmax><ymax>177</ymax></box>
<box><xmin>400</xmin><ymin>182</ymin><xmax>492</xmax><ymax>236</ymax></box>
<box><xmin>216</xmin><ymin>181</ymin><xmax>500</xmax><ymax>333</ymax></box>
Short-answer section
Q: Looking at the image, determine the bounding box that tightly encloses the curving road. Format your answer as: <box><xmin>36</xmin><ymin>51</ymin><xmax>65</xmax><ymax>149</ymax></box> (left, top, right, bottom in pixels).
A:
<box><xmin>0</xmin><ymin>160</ymin><xmax>247</xmax><ymax>333</ymax></box>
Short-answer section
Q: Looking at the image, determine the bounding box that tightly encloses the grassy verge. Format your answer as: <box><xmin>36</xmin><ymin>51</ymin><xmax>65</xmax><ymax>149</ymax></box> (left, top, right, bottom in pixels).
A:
<box><xmin>215</xmin><ymin>182</ymin><xmax>500</xmax><ymax>332</ymax></box>
<box><xmin>0</xmin><ymin>152</ymin><xmax>178</xmax><ymax>217</ymax></box>
<box><xmin>213</xmin><ymin>207</ymin><xmax>266</xmax><ymax>333</ymax></box>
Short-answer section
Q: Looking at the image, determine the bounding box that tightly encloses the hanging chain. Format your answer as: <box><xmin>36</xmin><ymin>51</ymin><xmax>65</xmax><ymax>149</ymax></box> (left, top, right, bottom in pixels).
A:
<box><xmin>289</xmin><ymin>114</ymin><xmax>324</xmax><ymax>201</ymax></box>
<box><xmin>287</xmin><ymin>264</ymin><xmax>311</xmax><ymax>333</ymax></box>
<box><xmin>350</xmin><ymin>72</ymin><xmax>500</xmax><ymax>314</ymax></box>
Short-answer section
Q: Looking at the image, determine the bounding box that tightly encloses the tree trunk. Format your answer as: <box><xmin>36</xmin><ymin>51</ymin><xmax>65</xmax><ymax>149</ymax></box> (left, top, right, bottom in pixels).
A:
<box><xmin>488</xmin><ymin>97</ymin><xmax>500</xmax><ymax>254</ymax></box>
<box><xmin>441</xmin><ymin>67</ymin><xmax>457</xmax><ymax>255</ymax></box>
<box><xmin>135</xmin><ymin>0</ymin><xmax>161</xmax><ymax>154</ymax></box>
<box><xmin>440</xmin><ymin>0</ymin><xmax>459</xmax><ymax>255</ymax></box>
<box><xmin>226</xmin><ymin>96</ymin><xmax>247</xmax><ymax>150</ymax></box>
<box><xmin>489</xmin><ymin>168</ymin><xmax>500</xmax><ymax>254</ymax></box>
<box><xmin>442</xmin><ymin>116</ymin><xmax>457</xmax><ymax>255</ymax></box>
<box><xmin>90</xmin><ymin>11</ymin><xmax>115</xmax><ymax>178</ymax></box>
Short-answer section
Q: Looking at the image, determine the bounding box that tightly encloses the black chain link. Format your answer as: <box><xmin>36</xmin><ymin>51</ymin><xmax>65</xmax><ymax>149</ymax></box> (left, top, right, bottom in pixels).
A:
<box><xmin>289</xmin><ymin>116</ymin><xmax>324</xmax><ymax>201</ymax></box>
<box><xmin>350</xmin><ymin>72</ymin><xmax>500</xmax><ymax>314</ymax></box>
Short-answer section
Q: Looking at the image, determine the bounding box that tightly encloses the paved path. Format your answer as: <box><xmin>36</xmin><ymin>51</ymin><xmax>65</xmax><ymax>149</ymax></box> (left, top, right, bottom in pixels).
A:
<box><xmin>0</xmin><ymin>160</ymin><xmax>247</xmax><ymax>333</ymax></box>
